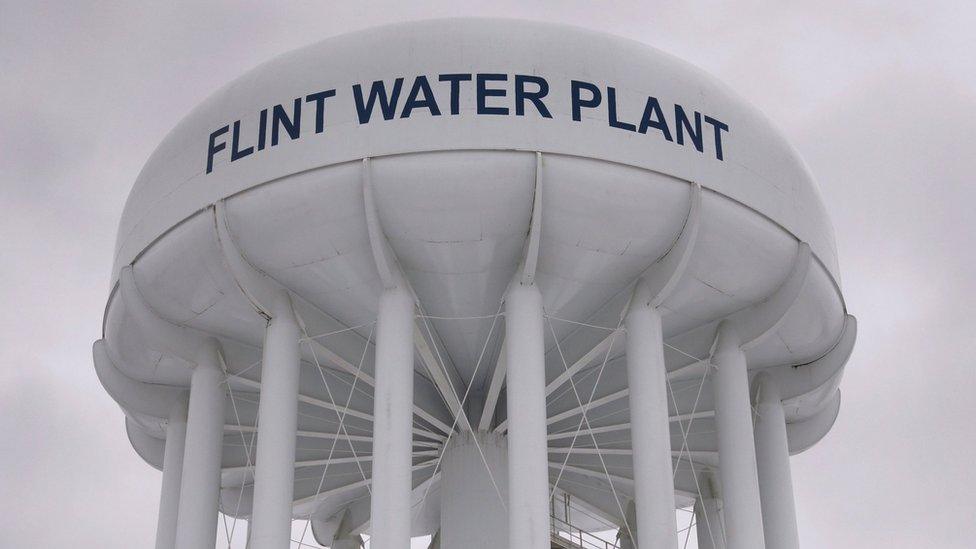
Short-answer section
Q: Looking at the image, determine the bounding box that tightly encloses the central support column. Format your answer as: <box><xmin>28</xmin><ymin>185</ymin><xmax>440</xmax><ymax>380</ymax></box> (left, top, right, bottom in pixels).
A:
<box><xmin>711</xmin><ymin>322</ymin><xmax>765</xmax><ymax>549</ymax></box>
<box><xmin>625</xmin><ymin>295</ymin><xmax>678</xmax><ymax>548</ymax></box>
<box><xmin>753</xmin><ymin>374</ymin><xmax>800</xmax><ymax>549</ymax></box>
<box><xmin>505</xmin><ymin>281</ymin><xmax>551</xmax><ymax>548</ymax></box>
<box><xmin>370</xmin><ymin>285</ymin><xmax>415</xmax><ymax>549</ymax></box>
<box><xmin>155</xmin><ymin>395</ymin><xmax>187</xmax><ymax>549</ymax></box>
<box><xmin>250</xmin><ymin>291</ymin><xmax>302</xmax><ymax>548</ymax></box>
<box><xmin>440</xmin><ymin>431</ymin><xmax>509</xmax><ymax>549</ymax></box>
<box><xmin>695</xmin><ymin>498</ymin><xmax>726</xmax><ymax>549</ymax></box>
<box><xmin>175</xmin><ymin>341</ymin><xmax>225</xmax><ymax>549</ymax></box>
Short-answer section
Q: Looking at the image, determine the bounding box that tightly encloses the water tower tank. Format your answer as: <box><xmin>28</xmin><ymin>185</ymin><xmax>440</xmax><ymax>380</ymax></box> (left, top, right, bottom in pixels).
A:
<box><xmin>95</xmin><ymin>18</ymin><xmax>854</xmax><ymax>549</ymax></box>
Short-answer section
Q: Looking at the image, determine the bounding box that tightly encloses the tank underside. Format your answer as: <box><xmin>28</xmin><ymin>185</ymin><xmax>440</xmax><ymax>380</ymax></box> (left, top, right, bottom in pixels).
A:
<box><xmin>98</xmin><ymin>150</ymin><xmax>852</xmax><ymax>538</ymax></box>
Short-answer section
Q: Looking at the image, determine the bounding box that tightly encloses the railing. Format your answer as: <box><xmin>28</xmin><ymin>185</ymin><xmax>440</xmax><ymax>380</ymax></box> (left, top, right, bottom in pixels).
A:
<box><xmin>550</xmin><ymin>514</ymin><xmax>620</xmax><ymax>549</ymax></box>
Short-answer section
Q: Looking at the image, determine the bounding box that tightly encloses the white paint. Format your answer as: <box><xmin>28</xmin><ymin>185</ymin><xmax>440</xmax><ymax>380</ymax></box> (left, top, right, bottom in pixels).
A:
<box><xmin>249</xmin><ymin>291</ymin><xmax>302</xmax><ymax>548</ymax></box>
<box><xmin>625</xmin><ymin>301</ymin><xmax>678</xmax><ymax>548</ymax></box>
<box><xmin>155</xmin><ymin>396</ymin><xmax>187</xmax><ymax>549</ymax></box>
<box><xmin>695</xmin><ymin>498</ymin><xmax>726</xmax><ymax>549</ymax></box>
<box><xmin>111</xmin><ymin>20</ymin><xmax>840</xmax><ymax>284</ymax></box>
<box><xmin>369</xmin><ymin>285</ymin><xmax>415</xmax><ymax>549</ymax></box>
<box><xmin>174</xmin><ymin>342</ymin><xmax>225</xmax><ymax>549</ymax></box>
<box><xmin>711</xmin><ymin>322</ymin><xmax>765</xmax><ymax>549</ymax></box>
<box><xmin>440</xmin><ymin>431</ymin><xmax>508</xmax><ymax>549</ymax></box>
<box><xmin>754</xmin><ymin>374</ymin><xmax>800</xmax><ymax>549</ymax></box>
<box><xmin>504</xmin><ymin>282</ymin><xmax>550</xmax><ymax>548</ymax></box>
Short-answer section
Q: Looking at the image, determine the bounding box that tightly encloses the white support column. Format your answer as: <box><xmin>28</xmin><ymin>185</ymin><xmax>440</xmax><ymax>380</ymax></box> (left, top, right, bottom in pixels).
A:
<box><xmin>695</xmin><ymin>498</ymin><xmax>726</xmax><ymax>549</ymax></box>
<box><xmin>711</xmin><ymin>321</ymin><xmax>765</xmax><ymax>549</ymax></box>
<box><xmin>175</xmin><ymin>341</ymin><xmax>225</xmax><ymax>549</ymax></box>
<box><xmin>625</xmin><ymin>291</ymin><xmax>678</xmax><ymax>548</ymax></box>
<box><xmin>249</xmin><ymin>291</ymin><xmax>302</xmax><ymax>549</ymax></box>
<box><xmin>440</xmin><ymin>431</ymin><xmax>508</xmax><ymax>549</ymax></box>
<box><xmin>369</xmin><ymin>285</ymin><xmax>415</xmax><ymax>549</ymax></box>
<box><xmin>155</xmin><ymin>395</ymin><xmax>187</xmax><ymax>549</ymax></box>
<box><xmin>505</xmin><ymin>281</ymin><xmax>551</xmax><ymax>549</ymax></box>
<box><xmin>754</xmin><ymin>374</ymin><xmax>800</xmax><ymax>549</ymax></box>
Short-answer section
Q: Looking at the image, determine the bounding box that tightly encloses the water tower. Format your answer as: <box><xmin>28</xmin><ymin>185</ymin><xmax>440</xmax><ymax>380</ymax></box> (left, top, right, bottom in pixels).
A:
<box><xmin>94</xmin><ymin>18</ymin><xmax>855</xmax><ymax>549</ymax></box>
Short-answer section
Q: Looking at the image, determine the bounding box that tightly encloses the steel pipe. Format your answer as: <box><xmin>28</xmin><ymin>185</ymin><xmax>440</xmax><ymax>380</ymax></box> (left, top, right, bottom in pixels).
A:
<box><xmin>625</xmin><ymin>299</ymin><xmax>678</xmax><ymax>548</ymax></box>
<box><xmin>754</xmin><ymin>374</ymin><xmax>800</xmax><ymax>549</ymax></box>
<box><xmin>155</xmin><ymin>395</ymin><xmax>187</xmax><ymax>549</ymax></box>
<box><xmin>505</xmin><ymin>282</ymin><xmax>550</xmax><ymax>549</ymax></box>
<box><xmin>249</xmin><ymin>291</ymin><xmax>303</xmax><ymax>548</ymax></box>
<box><xmin>711</xmin><ymin>322</ymin><xmax>765</xmax><ymax>549</ymax></box>
<box><xmin>369</xmin><ymin>285</ymin><xmax>415</xmax><ymax>549</ymax></box>
<box><xmin>175</xmin><ymin>342</ymin><xmax>225</xmax><ymax>549</ymax></box>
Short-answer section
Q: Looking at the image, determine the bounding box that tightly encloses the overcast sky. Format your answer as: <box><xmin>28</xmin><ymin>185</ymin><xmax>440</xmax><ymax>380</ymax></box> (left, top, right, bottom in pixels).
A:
<box><xmin>2</xmin><ymin>1</ymin><xmax>974</xmax><ymax>547</ymax></box>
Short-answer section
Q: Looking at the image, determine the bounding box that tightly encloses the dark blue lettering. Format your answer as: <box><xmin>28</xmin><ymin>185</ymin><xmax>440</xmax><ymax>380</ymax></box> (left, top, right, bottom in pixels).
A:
<box><xmin>271</xmin><ymin>98</ymin><xmax>302</xmax><ymax>146</ymax></box>
<box><xmin>704</xmin><ymin>115</ymin><xmax>729</xmax><ymax>161</ymax></box>
<box><xmin>607</xmin><ymin>87</ymin><xmax>636</xmax><ymax>132</ymax></box>
<box><xmin>477</xmin><ymin>73</ymin><xmax>508</xmax><ymax>115</ymax></box>
<box><xmin>305</xmin><ymin>89</ymin><xmax>337</xmax><ymax>133</ymax></box>
<box><xmin>638</xmin><ymin>97</ymin><xmax>673</xmax><ymax>141</ymax></box>
<box><xmin>231</xmin><ymin>120</ymin><xmax>254</xmax><ymax>161</ymax></box>
<box><xmin>438</xmin><ymin>73</ymin><xmax>472</xmax><ymax>115</ymax></box>
<box><xmin>401</xmin><ymin>76</ymin><xmax>441</xmax><ymax>118</ymax></box>
<box><xmin>206</xmin><ymin>125</ymin><xmax>229</xmax><ymax>174</ymax></box>
<box><xmin>675</xmin><ymin>105</ymin><xmax>703</xmax><ymax>152</ymax></box>
<box><xmin>515</xmin><ymin>75</ymin><xmax>552</xmax><ymax>118</ymax></box>
<box><xmin>353</xmin><ymin>79</ymin><xmax>404</xmax><ymax>123</ymax></box>
<box><xmin>571</xmin><ymin>81</ymin><xmax>601</xmax><ymax>121</ymax></box>
<box><xmin>257</xmin><ymin>109</ymin><xmax>267</xmax><ymax>151</ymax></box>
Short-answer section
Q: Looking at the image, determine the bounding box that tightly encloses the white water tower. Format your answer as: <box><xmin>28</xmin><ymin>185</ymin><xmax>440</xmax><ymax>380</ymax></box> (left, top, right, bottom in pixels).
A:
<box><xmin>95</xmin><ymin>18</ymin><xmax>855</xmax><ymax>549</ymax></box>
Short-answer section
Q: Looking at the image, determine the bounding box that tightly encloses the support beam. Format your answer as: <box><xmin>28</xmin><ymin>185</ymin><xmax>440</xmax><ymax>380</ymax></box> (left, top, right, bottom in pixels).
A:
<box><xmin>291</xmin><ymin>460</ymin><xmax>438</xmax><ymax>510</ymax></box>
<box><xmin>548</xmin><ymin>422</ymin><xmax>629</xmax><ymax>441</ymax></box>
<box><xmin>545</xmin><ymin>388</ymin><xmax>629</xmax><ymax>426</ymax></box>
<box><xmin>753</xmin><ymin>374</ymin><xmax>799</xmax><ymax>549</ymax></box>
<box><xmin>415</xmin><ymin>323</ymin><xmax>470</xmax><ymax>431</ymax></box>
<box><xmin>155</xmin><ymin>396</ymin><xmax>187</xmax><ymax>549</ymax></box>
<box><xmin>478</xmin><ymin>340</ymin><xmax>507</xmax><ymax>431</ymax></box>
<box><xmin>505</xmin><ymin>280</ymin><xmax>551</xmax><ymax>549</ymax></box>
<box><xmin>230</xmin><ymin>375</ymin><xmax>444</xmax><ymax>442</ymax></box>
<box><xmin>625</xmin><ymin>283</ymin><xmax>679</xmax><ymax>549</ymax></box>
<box><xmin>369</xmin><ymin>285</ymin><xmax>416</xmax><ymax>549</ymax></box>
<box><xmin>215</xmin><ymin>200</ymin><xmax>454</xmax><ymax>438</ymax></box>
<box><xmin>224</xmin><ymin>451</ymin><xmax>440</xmax><ymax>476</ymax></box>
<box><xmin>175</xmin><ymin>341</ymin><xmax>226</xmax><ymax>549</ymax></box>
<box><xmin>544</xmin><ymin>330</ymin><xmax>619</xmax><ymax>398</ymax></box>
<box><xmin>440</xmin><ymin>431</ymin><xmax>509</xmax><ymax>548</ymax></box>
<box><xmin>505</xmin><ymin>156</ymin><xmax>548</xmax><ymax>547</ymax></box>
<box><xmin>695</xmin><ymin>498</ymin><xmax>726</xmax><ymax>549</ymax></box>
<box><xmin>249</xmin><ymin>291</ymin><xmax>302</xmax><ymax>549</ymax></box>
<box><xmin>711</xmin><ymin>322</ymin><xmax>765</xmax><ymax>549</ymax></box>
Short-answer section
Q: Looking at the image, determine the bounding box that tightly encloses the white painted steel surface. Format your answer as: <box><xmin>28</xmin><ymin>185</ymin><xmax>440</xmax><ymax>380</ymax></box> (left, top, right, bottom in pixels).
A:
<box><xmin>439</xmin><ymin>431</ymin><xmax>508</xmax><ymax>549</ymax></box>
<box><xmin>625</xmin><ymin>300</ymin><xmax>678</xmax><ymax>548</ymax></box>
<box><xmin>504</xmin><ymin>282</ymin><xmax>551</xmax><ymax>549</ymax></box>
<box><xmin>369</xmin><ymin>285</ymin><xmax>416</xmax><ymax>549</ymax></box>
<box><xmin>174</xmin><ymin>344</ymin><xmax>225</xmax><ymax>549</ymax></box>
<box><xmin>754</xmin><ymin>375</ymin><xmax>800</xmax><ymax>549</ymax></box>
<box><xmin>711</xmin><ymin>323</ymin><xmax>766</xmax><ymax>549</ymax></box>
<box><xmin>94</xmin><ymin>17</ymin><xmax>855</xmax><ymax>547</ymax></box>
<box><xmin>155</xmin><ymin>397</ymin><xmax>186</xmax><ymax>549</ymax></box>
<box><xmin>249</xmin><ymin>292</ymin><xmax>302</xmax><ymax>549</ymax></box>
<box><xmin>695</xmin><ymin>498</ymin><xmax>726</xmax><ymax>549</ymax></box>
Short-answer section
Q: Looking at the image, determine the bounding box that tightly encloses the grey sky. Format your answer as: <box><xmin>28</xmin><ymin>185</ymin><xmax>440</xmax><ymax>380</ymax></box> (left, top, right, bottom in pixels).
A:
<box><xmin>1</xmin><ymin>1</ymin><xmax>974</xmax><ymax>547</ymax></box>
